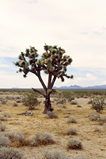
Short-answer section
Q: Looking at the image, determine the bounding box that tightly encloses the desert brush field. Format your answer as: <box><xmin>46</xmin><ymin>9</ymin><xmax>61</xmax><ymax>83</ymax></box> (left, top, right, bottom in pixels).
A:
<box><xmin>0</xmin><ymin>89</ymin><xmax>106</xmax><ymax>159</ymax></box>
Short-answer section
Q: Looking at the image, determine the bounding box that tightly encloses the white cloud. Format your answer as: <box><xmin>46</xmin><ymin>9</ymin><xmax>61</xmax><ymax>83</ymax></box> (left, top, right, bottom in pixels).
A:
<box><xmin>0</xmin><ymin>64</ymin><xmax>9</xmax><ymax>67</ymax></box>
<box><xmin>71</xmin><ymin>73</ymin><xmax>98</xmax><ymax>87</ymax></box>
<box><xmin>101</xmin><ymin>81</ymin><xmax>106</xmax><ymax>85</ymax></box>
<box><xmin>86</xmin><ymin>73</ymin><xmax>97</xmax><ymax>81</ymax></box>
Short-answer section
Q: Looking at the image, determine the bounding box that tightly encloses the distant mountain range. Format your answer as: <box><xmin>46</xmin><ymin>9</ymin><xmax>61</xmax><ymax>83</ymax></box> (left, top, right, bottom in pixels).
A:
<box><xmin>53</xmin><ymin>85</ymin><xmax>106</xmax><ymax>89</ymax></box>
<box><xmin>10</xmin><ymin>85</ymin><xmax>106</xmax><ymax>90</ymax></box>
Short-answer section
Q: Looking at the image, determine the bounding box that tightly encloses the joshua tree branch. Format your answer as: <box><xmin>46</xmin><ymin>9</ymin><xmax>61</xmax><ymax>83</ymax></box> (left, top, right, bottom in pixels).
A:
<box><xmin>32</xmin><ymin>88</ymin><xmax>46</xmax><ymax>98</ymax></box>
<box><xmin>50</xmin><ymin>75</ymin><xmax>57</xmax><ymax>89</ymax></box>
<box><xmin>37</xmin><ymin>73</ymin><xmax>47</xmax><ymax>92</ymax></box>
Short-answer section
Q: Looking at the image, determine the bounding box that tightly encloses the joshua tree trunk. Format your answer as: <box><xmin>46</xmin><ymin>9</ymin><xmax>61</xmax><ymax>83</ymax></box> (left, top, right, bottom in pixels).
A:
<box><xmin>43</xmin><ymin>95</ymin><xmax>51</xmax><ymax>114</ymax></box>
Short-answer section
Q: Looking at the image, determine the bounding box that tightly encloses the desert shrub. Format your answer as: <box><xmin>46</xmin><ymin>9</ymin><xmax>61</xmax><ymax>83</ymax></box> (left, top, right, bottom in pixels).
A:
<box><xmin>13</xmin><ymin>102</ymin><xmax>18</xmax><ymax>107</ymax></box>
<box><xmin>56</xmin><ymin>98</ymin><xmax>66</xmax><ymax>104</ymax></box>
<box><xmin>16</xmin><ymin>100</ymin><xmax>22</xmax><ymax>103</ymax></box>
<box><xmin>0</xmin><ymin>124</ymin><xmax>7</xmax><ymax>131</ymax></box>
<box><xmin>91</xmin><ymin>97</ymin><xmax>105</xmax><ymax>112</ymax></box>
<box><xmin>99</xmin><ymin>115</ymin><xmax>106</xmax><ymax>123</ymax></box>
<box><xmin>22</xmin><ymin>93</ymin><xmax>40</xmax><ymax>110</ymax></box>
<box><xmin>73</xmin><ymin>157</ymin><xmax>88</xmax><ymax>159</ymax></box>
<box><xmin>77</xmin><ymin>104</ymin><xmax>82</xmax><ymax>108</ymax></box>
<box><xmin>67</xmin><ymin>127</ymin><xmax>78</xmax><ymax>135</ymax></box>
<box><xmin>62</xmin><ymin>90</ymin><xmax>75</xmax><ymax>102</ymax></box>
<box><xmin>0</xmin><ymin>136</ymin><xmax>10</xmax><ymax>147</ymax></box>
<box><xmin>41</xmin><ymin>132</ymin><xmax>55</xmax><ymax>145</ymax></box>
<box><xmin>3</xmin><ymin>113</ymin><xmax>11</xmax><ymax>118</ymax></box>
<box><xmin>47</xmin><ymin>111</ymin><xmax>58</xmax><ymax>119</ymax></box>
<box><xmin>87</xmin><ymin>100</ymin><xmax>92</xmax><ymax>104</ymax></box>
<box><xmin>0</xmin><ymin>115</ymin><xmax>8</xmax><ymax>121</ymax></box>
<box><xmin>67</xmin><ymin>116</ymin><xmax>77</xmax><ymax>123</ymax></box>
<box><xmin>88</xmin><ymin>112</ymin><xmax>100</xmax><ymax>121</ymax></box>
<box><xmin>0</xmin><ymin>147</ymin><xmax>23</xmax><ymax>159</ymax></box>
<box><xmin>67</xmin><ymin>139</ymin><xmax>83</xmax><ymax>150</ymax></box>
<box><xmin>29</xmin><ymin>133</ymin><xmax>41</xmax><ymax>146</ymax></box>
<box><xmin>58</xmin><ymin>104</ymin><xmax>67</xmax><ymax>108</ymax></box>
<box><xmin>30</xmin><ymin>132</ymin><xmax>55</xmax><ymax>146</ymax></box>
<box><xmin>1</xmin><ymin>99</ymin><xmax>7</xmax><ymax>105</ymax></box>
<box><xmin>2</xmin><ymin>132</ymin><xmax>15</xmax><ymax>140</ymax></box>
<box><xmin>14</xmin><ymin>132</ymin><xmax>26</xmax><ymax>144</ymax></box>
<box><xmin>70</xmin><ymin>100</ymin><xmax>77</xmax><ymax>105</ymax></box>
<box><xmin>44</xmin><ymin>150</ymin><xmax>68</xmax><ymax>159</ymax></box>
<box><xmin>94</xmin><ymin>128</ymin><xmax>101</xmax><ymax>133</ymax></box>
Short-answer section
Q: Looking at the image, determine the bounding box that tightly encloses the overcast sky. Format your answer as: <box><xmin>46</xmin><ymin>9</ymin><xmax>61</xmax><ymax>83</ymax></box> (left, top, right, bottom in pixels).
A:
<box><xmin>0</xmin><ymin>0</ymin><xmax>106</xmax><ymax>88</ymax></box>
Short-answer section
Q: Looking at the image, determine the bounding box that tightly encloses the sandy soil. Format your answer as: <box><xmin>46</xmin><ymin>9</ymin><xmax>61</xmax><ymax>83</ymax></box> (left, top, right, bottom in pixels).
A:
<box><xmin>0</xmin><ymin>95</ymin><xmax>106</xmax><ymax>159</ymax></box>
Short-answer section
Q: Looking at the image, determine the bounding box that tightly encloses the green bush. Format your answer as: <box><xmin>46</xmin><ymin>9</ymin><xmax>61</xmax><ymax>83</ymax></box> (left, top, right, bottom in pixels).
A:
<box><xmin>22</xmin><ymin>93</ymin><xmax>40</xmax><ymax>110</ymax></box>
<box><xmin>62</xmin><ymin>90</ymin><xmax>75</xmax><ymax>101</ymax></box>
<box><xmin>92</xmin><ymin>97</ymin><xmax>105</xmax><ymax>113</ymax></box>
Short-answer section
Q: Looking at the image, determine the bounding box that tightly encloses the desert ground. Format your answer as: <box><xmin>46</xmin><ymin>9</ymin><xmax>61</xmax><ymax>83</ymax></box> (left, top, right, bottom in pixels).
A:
<box><xmin>0</xmin><ymin>90</ymin><xmax>106</xmax><ymax>159</ymax></box>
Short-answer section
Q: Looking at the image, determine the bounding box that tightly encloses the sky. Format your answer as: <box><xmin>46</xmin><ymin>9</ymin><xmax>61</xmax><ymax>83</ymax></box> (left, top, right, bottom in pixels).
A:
<box><xmin>0</xmin><ymin>0</ymin><xmax>106</xmax><ymax>88</ymax></box>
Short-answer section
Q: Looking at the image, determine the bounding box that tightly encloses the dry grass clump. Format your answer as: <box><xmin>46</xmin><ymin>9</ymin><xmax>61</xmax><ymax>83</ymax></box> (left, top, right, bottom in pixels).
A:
<box><xmin>0</xmin><ymin>124</ymin><xmax>7</xmax><ymax>131</ymax></box>
<box><xmin>87</xmin><ymin>100</ymin><xmax>92</xmax><ymax>104</ymax></box>
<box><xmin>0</xmin><ymin>135</ymin><xmax>10</xmax><ymax>147</ymax></box>
<box><xmin>13</xmin><ymin>102</ymin><xmax>18</xmax><ymax>107</ymax></box>
<box><xmin>73</xmin><ymin>157</ymin><xmax>88</xmax><ymax>159</ymax></box>
<box><xmin>30</xmin><ymin>132</ymin><xmax>55</xmax><ymax>146</ymax></box>
<box><xmin>46</xmin><ymin>111</ymin><xmax>58</xmax><ymax>119</ymax></box>
<box><xmin>14</xmin><ymin>132</ymin><xmax>27</xmax><ymax>145</ymax></box>
<box><xmin>58</xmin><ymin>104</ymin><xmax>67</xmax><ymax>108</ymax></box>
<box><xmin>67</xmin><ymin>139</ymin><xmax>83</xmax><ymax>150</ymax></box>
<box><xmin>0</xmin><ymin>147</ymin><xmax>23</xmax><ymax>159</ymax></box>
<box><xmin>44</xmin><ymin>150</ymin><xmax>68</xmax><ymax>159</ymax></box>
<box><xmin>99</xmin><ymin>115</ymin><xmax>106</xmax><ymax>123</ymax></box>
<box><xmin>67</xmin><ymin>127</ymin><xmax>78</xmax><ymax>135</ymax></box>
<box><xmin>70</xmin><ymin>100</ymin><xmax>77</xmax><ymax>105</ymax></box>
<box><xmin>1</xmin><ymin>132</ymin><xmax>15</xmax><ymax>140</ymax></box>
<box><xmin>3</xmin><ymin>112</ymin><xmax>11</xmax><ymax>118</ymax></box>
<box><xmin>67</xmin><ymin>116</ymin><xmax>77</xmax><ymax>123</ymax></box>
<box><xmin>94</xmin><ymin>128</ymin><xmax>101</xmax><ymax>133</ymax></box>
<box><xmin>0</xmin><ymin>115</ymin><xmax>8</xmax><ymax>121</ymax></box>
<box><xmin>88</xmin><ymin>112</ymin><xmax>100</xmax><ymax>121</ymax></box>
<box><xmin>1</xmin><ymin>100</ymin><xmax>7</xmax><ymax>105</ymax></box>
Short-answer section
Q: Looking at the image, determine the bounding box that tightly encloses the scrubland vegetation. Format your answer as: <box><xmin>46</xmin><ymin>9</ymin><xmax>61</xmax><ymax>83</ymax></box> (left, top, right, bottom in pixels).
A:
<box><xmin>0</xmin><ymin>89</ymin><xmax>106</xmax><ymax>159</ymax></box>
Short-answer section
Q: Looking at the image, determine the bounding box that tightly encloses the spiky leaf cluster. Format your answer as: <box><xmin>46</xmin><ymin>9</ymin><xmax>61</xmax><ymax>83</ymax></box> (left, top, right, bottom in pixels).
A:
<box><xmin>14</xmin><ymin>45</ymin><xmax>73</xmax><ymax>81</ymax></box>
<box><xmin>14</xmin><ymin>47</ymin><xmax>38</xmax><ymax>77</ymax></box>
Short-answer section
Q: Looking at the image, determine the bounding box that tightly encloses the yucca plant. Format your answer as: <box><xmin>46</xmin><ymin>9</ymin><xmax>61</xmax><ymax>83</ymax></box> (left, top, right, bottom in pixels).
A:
<box><xmin>14</xmin><ymin>44</ymin><xmax>73</xmax><ymax>113</ymax></box>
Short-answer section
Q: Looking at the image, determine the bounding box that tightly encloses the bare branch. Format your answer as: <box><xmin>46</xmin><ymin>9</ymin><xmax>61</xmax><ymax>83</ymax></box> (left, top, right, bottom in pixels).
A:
<box><xmin>50</xmin><ymin>75</ymin><xmax>57</xmax><ymax>89</ymax></box>
<box><xmin>32</xmin><ymin>88</ymin><xmax>46</xmax><ymax>98</ymax></box>
<box><xmin>37</xmin><ymin>73</ymin><xmax>47</xmax><ymax>92</ymax></box>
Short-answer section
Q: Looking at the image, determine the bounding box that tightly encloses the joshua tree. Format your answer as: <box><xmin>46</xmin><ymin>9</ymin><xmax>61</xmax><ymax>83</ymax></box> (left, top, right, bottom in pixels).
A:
<box><xmin>14</xmin><ymin>44</ymin><xmax>73</xmax><ymax>113</ymax></box>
